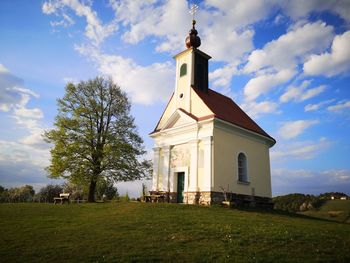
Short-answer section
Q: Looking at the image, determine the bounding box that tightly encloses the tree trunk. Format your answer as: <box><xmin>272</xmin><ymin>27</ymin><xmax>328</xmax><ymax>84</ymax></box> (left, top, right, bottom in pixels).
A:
<box><xmin>88</xmin><ymin>179</ymin><xmax>97</xmax><ymax>202</ymax></box>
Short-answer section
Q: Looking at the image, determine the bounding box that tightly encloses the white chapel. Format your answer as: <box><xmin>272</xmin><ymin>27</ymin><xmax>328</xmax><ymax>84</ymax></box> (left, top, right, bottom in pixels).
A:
<box><xmin>149</xmin><ymin>18</ymin><xmax>276</xmax><ymax>206</ymax></box>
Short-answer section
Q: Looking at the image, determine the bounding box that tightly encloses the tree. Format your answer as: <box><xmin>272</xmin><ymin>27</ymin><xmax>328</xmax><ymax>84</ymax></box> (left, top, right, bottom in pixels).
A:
<box><xmin>63</xmin><ymin>182</ymin><xmax>86</xmax><ymax>201</ymax></box>
<box><xmin>37</xmin><ymin>184</ymin><xmax>63</xmax><ymax>203</ymax></box>
<box><xmin>96</xmin><ymin>178</ymin><xmax>118</xmax><ymax>200</ymax></box>
<box><xmin>0</xmin><ymin>186</ymin><xmax>8</xmax><ymax>203</ymax></box>
<box><xmin>6</xmin><ymin>185</ymin><xmax>35</xmax><ymax>202</ymax></box>
<box><xmin>44</xmin><ymin>77</ymin><xmax>151</xmax><ymax>202</ymax></box>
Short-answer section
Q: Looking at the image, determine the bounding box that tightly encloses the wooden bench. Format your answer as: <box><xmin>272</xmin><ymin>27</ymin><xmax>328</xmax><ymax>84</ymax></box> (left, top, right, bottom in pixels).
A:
<box><xmin>143</xmin><ymin>194</ymin><xmax>165</xmax><ymax>203</ymax></box>
<box><xmin>54</xmin><ymin>193</ymin><xmax>71</xmax><ymax>204</ymax></box>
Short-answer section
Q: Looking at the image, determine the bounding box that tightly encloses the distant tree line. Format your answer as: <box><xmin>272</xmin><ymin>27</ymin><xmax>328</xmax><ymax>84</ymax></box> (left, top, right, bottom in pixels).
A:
<box><xmin>273</xmin><ymin>192</ymin><xmax>349</xmax><ymax>213</ymax></box>
<box><xmin>0</xmin><ymin>185</ymin><xmax>35</xmax><ymax>203</ymax></box>
<box><xmin>0</xmin><ymin>179</ymin><xmax>118</xmax><ymax>203</ymax></box>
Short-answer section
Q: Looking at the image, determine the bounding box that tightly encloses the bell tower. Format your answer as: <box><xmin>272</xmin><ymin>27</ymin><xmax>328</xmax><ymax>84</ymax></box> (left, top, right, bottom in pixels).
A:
<box><xmin>173</xmin><ymin>5</ymin><xmax>211</xmax><ymax>113</ymax></box>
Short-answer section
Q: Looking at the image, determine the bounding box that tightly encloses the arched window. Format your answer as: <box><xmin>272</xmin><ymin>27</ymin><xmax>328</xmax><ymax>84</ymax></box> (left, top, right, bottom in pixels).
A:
<box><xmin>180</xmin><ymin>63</ymin><xmax>187</xmax><ymax>77</ymax></box>
<box><xmin>238</xmin><ymin>153</ymin><xmax>248</xmax><ymax>182</ymax></box>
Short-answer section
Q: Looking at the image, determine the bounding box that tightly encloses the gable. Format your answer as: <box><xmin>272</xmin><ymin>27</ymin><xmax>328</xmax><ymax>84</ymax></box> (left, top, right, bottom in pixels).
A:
<box><xmin>160</xmin><ymin>108</ymin><xmax>197</xmax><ymax>131</ymax></box>
<box><xmin>155</xmin><ymin>93</ymin><xmax>175</xmax><ymax>131</ymax></box>
<box><xmin>153</xmin><ymin>88</ymin><xmax>214</xmax><ymax>133</ymax></box>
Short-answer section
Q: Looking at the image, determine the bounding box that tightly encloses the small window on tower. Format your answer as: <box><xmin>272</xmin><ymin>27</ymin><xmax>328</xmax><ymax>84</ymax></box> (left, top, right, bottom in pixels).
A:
<box><xmin>180</xmin><ymin>63</ymin><xmax>187</xmax><ymax>77</ymax></box>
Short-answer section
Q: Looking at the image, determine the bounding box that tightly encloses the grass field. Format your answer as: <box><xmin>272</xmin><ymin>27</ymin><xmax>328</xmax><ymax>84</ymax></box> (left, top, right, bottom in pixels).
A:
<box><xmin>301</xmin><ymin>200</ymin><xmax>350</xmax><ymax>223</ymax></box>
<box><xmin>0</xmin><ymin>202</ymin><xmax>349</xmax><ymax>262</ymax></box>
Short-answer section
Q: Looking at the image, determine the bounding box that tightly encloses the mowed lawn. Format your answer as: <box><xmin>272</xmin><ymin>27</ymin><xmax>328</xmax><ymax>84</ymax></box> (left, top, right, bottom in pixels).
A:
<box><xmin>0</xmin><ymin>202</ymin><xmax>349</xmax><ymax>262</ymax></box>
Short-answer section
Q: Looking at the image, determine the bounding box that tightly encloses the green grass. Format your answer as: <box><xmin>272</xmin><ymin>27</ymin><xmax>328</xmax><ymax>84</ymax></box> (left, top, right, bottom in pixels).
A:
<box><xmin>0</xmin><ymin>202</ymin><xmax>349</xmax><ymax>262</ymax></box>
<box><xmin>301</xmin><ymin>200</ymin><xmax>350</xmax><ymax>223</ymax></box>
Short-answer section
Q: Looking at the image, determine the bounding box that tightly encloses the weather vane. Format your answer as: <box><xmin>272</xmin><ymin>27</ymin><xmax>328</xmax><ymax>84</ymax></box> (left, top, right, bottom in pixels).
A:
<box><xmin>189</xmin><ymin>4</ymin><xmax>199</xmax><ymax>24</ymax></box>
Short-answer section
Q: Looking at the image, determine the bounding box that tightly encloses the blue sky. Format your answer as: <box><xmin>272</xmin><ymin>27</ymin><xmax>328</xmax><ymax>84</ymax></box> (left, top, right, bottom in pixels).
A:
<box><xmin>0</xmin><ymin>0</ymin><xmax>350</xmax><ymax>197</ymax></box>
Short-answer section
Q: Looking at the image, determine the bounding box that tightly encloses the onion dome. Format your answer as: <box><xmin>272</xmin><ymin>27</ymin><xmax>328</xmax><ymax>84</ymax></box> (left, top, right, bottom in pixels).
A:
<box><xmin>185</xmin><ymin>20</ymin><xmax>201</xmax><ymax>49</ymax></box>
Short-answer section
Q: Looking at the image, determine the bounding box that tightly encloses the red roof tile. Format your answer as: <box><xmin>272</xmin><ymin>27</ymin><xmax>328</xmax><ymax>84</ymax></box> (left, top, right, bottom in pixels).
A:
<box><xmin>193</xmin><ymin>88</ymin><xmax>275</xmax><ymax>144</ymax></box>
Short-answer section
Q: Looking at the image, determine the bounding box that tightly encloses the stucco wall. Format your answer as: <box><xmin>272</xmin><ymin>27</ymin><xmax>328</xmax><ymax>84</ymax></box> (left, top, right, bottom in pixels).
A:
<box><xmin>213</xmin><ymin>125</ymin><xmax>272</xmax><ymax>198</ymax></box>
<box><xmin>190</xmin><ymin>88</ymin><xmax>213</xmax><ymax>117</ymax></box>
<box><xmin>197</xmin><ymin>141</ymin><xmax>205</xmax><ymax>190</ymax></box>
<box><xmin>175</xmin><ymin>50</ymin><xmax>192</xmax><ymax>111</ymax></box>
<box><xmin>157</xmin><ymin>149</ymin><xmax>164</xmax><ymax>190</ymax></box>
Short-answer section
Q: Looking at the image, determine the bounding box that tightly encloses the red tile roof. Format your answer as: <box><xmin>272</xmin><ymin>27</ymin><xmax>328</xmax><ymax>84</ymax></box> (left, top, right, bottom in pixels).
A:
<box><xmin>151</xmin><ymin>88</ymin><xmax>275</xmax><ymax>145</ymax></box>
<box><xmin>193</xmin><ymin>88</ymin><xmax>275</xmax><ymax>144</ymax></box>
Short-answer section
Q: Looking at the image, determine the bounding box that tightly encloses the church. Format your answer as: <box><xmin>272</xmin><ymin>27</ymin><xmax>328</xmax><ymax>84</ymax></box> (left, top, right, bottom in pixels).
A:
<box><xmin>149</xmin><ymin>19</ymin><xmax>276</xmax><ymax>206</ymax></box>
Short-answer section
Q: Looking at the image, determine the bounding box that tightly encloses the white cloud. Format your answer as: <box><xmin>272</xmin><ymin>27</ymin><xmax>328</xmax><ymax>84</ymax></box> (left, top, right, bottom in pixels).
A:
<box><xmin>272</xmin><ymin>168</ymin><xmax>350</xmax><ymax>196</ymax></box>
<box><xmin>205</xmin><ymin>0</ymin><xmax>276</xmax><ymax>28</ymax></box>
<box><xmin>0</xmin><ymin>68</ymin><xmax>42</xmax><ymax>118</ymax></box>
<box><xmin>202</xmin><ymin>27</ymin><xmax>254</xmax><ymax>63</ymax></box>
<box><xmin>13</xmin><ymin>107</ymin><xmax>44</xmax><ymax>119</ymax></box>
<box><xmin>109</xmin><ymin>0</ymin><xmax>259</xmax><ymax>58</ymax></box>
<box><xmin>0</xmin><ymin>63</ymin><xmax>9</xmax><ymax>73</ymax></box>
<box><xmin>0</xmin><ymin>139</ymin><xmax>55</xmax><ymax>191</ymax></box>
<box><xmin>244</xmin><ymin>69</ymin><xmax>295</xmax><ymax>101</ymax></box>
<box><xmin>209</xmin><ymin>61</ymin><xmax>240</xmax><ymax>88</ymax></box>
<box><xmin>75</xmin><ymin>44</ymin><xmax>174</xmax><ymax>105</ymax></box>
<box><xmin>327</xmin><ymin>100</ymin><xmax>350</xmax><ymax>112</ymax></box>
<box><xmin>304</xmin><ymin>99</ymin><xmax>335</xmax><ymax>112</ymax></box>
<box><xmin>278</xmin><ymin>0</ymin><xmax>350</xmax><ymax>22</ymax></box>
<box><xmin>323</xmin><ymin>170</ymin><xmax>350</xmax><ymax>182</ymax></box>
<box><xmin>0</xmin><ymin>65</ymin><xmax>47</xmax><ymax>149</ymax></box>
<box><xmin>240</xmin><ymin>100</ymin><xmax>278</xmax><ymax>119</ymax></box>
<box><xmin>242</xmin><ymin>21</ymin><xmax>333</xmax><ymax>104</ymax></box>
<box><xmin>244</xmin><ymin>21</ymin><xmax>334</xmax><ymax>73</ymax></box>
<box><xmin>42</xmin><ymin>0</ymin><xmax>117</xmax><ymax>46</ymax></box>
<box><xmin>278</xmin><ymin>119</ymin><xmax>319</xmax><ymax>139</ymax></box>
<box><xmin>50</xmin><ymin>13</ymin><xmax>75</xmax><ymax>28</ymax></box>
<box><xmin>280</xmin><ymin>80</ymin><xmax>326</xmax><ymax>103</ymax></box>
<box><xmin>110</xmin><ymin>0</ymin><xmax>189</xmax><ymax>53</ymax></box>
<box><xmin>304</xmin><ymin>31</ymin><xmax>350</xmax><ymax>77</ymax></box>
<box><xmin>19</xmin><ymin>131</ymin><xmax>48</xmax><ymax>150</ymax></box>
<box><xmin>271</xmin><ymin>137</ymin><xmax>330</xmax><ymax>160</ymax></box>
<box><xmin>0</xmin><ymin>64</ymin><xmax>51</xmax><ymax>189</ymax></box>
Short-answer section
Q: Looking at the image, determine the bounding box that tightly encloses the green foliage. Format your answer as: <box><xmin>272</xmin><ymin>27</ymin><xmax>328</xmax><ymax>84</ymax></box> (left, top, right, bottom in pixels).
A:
<box><xmin>273</xmin><ymin>193</ymin><xmax>322</xmax><ymax>212</ymax></box>
<box><xmin>95</xmin><ymin>178</ymin><xmax>118</xmax><ymax>200</ymax></box>
<box><xmin>63</xmin><ymin>182</ymin><xmax>87</xmax><ymax>201</ymax></box>
<box><xmin>319</xmin><ymin>192</ymin><xmax>348</xmax><ymax>199</ymax></box>
<box><xmin>122</xmin><ymin>192</ymin><xmax>130</xmax><ymax>202</ymax></box>
<box><xmin>0</xmin><ymin>203</ymin><xmax>349</xmax><ymax>262</ymax></box>
<box><xmin>0</xmin><ymin>185</ymin><xmax>35</xmax><ymax>203</ymax></box>
<box><xmin>44</xmin><ymin>77</ymin><xmax>151</xmax><ymax>202</ymax></box>
<box><xmin>36</xmin><ymin>184</ymin><xmax>63</xmax><ymax>203</ymax></box>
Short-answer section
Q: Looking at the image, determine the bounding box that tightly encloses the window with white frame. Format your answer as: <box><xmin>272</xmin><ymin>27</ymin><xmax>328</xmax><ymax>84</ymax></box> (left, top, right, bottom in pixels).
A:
<box><xmin>238</xmin><ymin>152</ymin><xmax>248</xmax><ymax>182</ymax></box>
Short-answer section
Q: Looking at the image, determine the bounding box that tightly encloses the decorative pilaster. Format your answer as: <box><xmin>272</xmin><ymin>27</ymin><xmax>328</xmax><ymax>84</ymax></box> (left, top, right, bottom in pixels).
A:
<box><xmin>189</xmin><ymin>139</ymin><xmax>198</xmax><ymax>192</ymax></box>
<box><xmin>202</xmin><ymin>136</ymin><xmax>213</xmax><ymax>191</ymax></box>
<box><xmin>152</xmin><ymin>147</ymin><xmax>160</xmax><ymax>191</ymax></box>
<box><xmin>162</xmin><ymin>146</ymin><xmax>171</xmax><ymax>192</ymax></box>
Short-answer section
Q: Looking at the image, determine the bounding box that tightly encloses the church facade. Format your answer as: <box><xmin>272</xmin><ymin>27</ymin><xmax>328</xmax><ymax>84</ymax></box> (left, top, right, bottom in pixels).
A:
<box><xmin>150</xmin><ymin>21</ymin><xmax>276</xmax><ymax>206</ymax></box>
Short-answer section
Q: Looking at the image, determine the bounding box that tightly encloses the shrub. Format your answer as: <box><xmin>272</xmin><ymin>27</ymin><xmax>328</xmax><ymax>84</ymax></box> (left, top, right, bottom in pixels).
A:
<box><xmin>37</xmin><ymin>184</ymin><xmax>63</xmax><ymax>203</ymax></box>
<box><xmin>273</xmin><ymin>193</ymin><xmax>321</xmax><ymax>213</ymax></box>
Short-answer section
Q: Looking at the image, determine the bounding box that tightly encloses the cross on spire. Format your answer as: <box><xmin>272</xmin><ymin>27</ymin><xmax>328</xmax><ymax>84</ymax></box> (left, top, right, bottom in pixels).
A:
<box><xmin>189</xmin><ymin>4</ymin><xmax>199</xmax><ymax>27</ymax></box>
<box><xmin>185</xmin><ymin>3</ymin><xmax>201</xmax><ymax>49</ymax></box>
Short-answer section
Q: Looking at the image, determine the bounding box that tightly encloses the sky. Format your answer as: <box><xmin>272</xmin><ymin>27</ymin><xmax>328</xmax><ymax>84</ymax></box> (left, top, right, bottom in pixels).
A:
<box><xmin>0</xmin><ymin>0</ymin><xmax>350</xmax><ymax>197</ymax></box>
